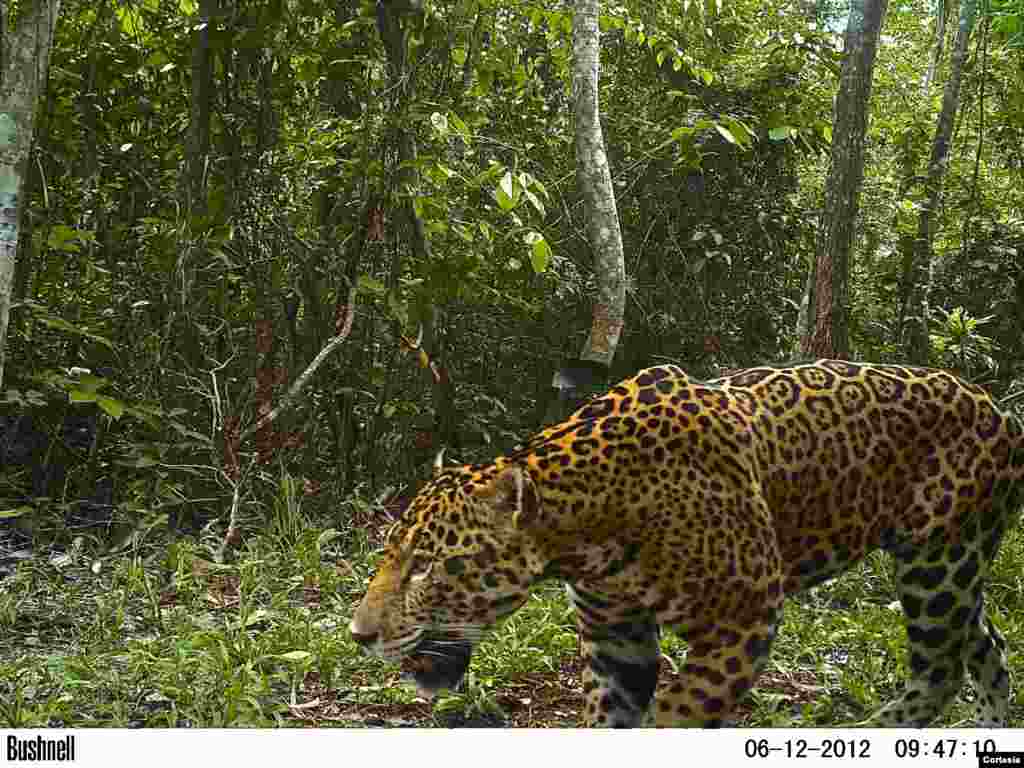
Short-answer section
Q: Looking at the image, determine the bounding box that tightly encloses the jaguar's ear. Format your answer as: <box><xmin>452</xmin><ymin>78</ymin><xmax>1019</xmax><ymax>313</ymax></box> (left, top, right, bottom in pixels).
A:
<box><xmin>433</xmin><ymin>448</ymin><xmax>446</xmax><ymax>475</ymax></box>
<box><xmin>477</xmin><ymin>466</ymin><xmax>540</xmax><ymax>528</ymax></box>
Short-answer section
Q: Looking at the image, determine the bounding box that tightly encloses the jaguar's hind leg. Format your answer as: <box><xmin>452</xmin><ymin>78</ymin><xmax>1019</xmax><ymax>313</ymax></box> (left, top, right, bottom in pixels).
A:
<box><xmin>963</xmin><ymin>601</ymin><xmax>1010</xmax><ymax>726</ymax></box>
<box><xmin>868</xmin><ymin>521</ymin><xmax>1009</xmax><ymax>727</ymax></box>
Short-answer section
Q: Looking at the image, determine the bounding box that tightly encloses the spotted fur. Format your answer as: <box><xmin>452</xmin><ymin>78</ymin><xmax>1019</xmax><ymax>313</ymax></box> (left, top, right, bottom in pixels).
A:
<box><xmin>350</xmin><ymin>360</ymin><xmax>1024</xmax><ymax>727</ymax></box>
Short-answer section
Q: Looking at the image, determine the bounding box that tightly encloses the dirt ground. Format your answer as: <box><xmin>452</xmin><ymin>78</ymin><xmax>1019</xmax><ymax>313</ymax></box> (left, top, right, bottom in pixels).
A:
<box><xmin>289</xmin><ymin>658</ymin><xmax>825</xmax><ymax>728</ymax></box>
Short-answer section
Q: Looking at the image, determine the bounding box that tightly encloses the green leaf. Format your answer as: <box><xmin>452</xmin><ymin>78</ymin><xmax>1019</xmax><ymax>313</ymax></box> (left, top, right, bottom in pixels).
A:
<box><xmin>208</xmin><ymin>224</ymin><xmax>234</xmax><ymax>245</ymax></box>
<box><xmin>357</xmin><ymin>275</ymin><xmax>387</xmax><ymax>296</ymax></box>
<box><xmin>145</xmin><ymin>51</ymin><xmax>169</xmax><ymax>69</ymax></box>
<box><xmin>769</xmin><ymin>126</ymin><xmax>794</xmax><ymax>141</ymax></box>
<box><xmin>124</xmin><ymin>406</ymin><xmax>162</xmax><ymax>430</ymax></box>
<box><xmin>0</xmin><ymin>506</ymin><xmax>32</xmax><ymax>519</ymax></box>
<box><xmin>115</xmin><ymin>6</ymin><xmax>143</xmax><ymax>35</ymax></box>
<box><xmin>169</xmin><ymin>420</ymin><xmax>213</xmax><ymax>443</ymax></box>
<box><xmin>97</xmin><ymin>396</ymin><xmax>126</xmax><ymax>420</ymax></box>
<box><xmin>47</xmin><ymin>225</ymin><xmax>86</xmax><ymax>253</ymax></box>
<box><xmin>34</xmin><ymin>315</ymin><xmax>115</xmax><ymax>349</ymax></box>
<box><xmin>69</xmin><ymin>389</ymin><xmax>98</xmax><ymax>404</ymax></box>
<box><xmin>723</xmin><ymin>119</ymin><xmax>753</xmax><ymax>147</ymax></box>
<box><xmin>523</xmin><ymin>189</ymin><xmax>546</xmax><ymax>217</ymax></box>
<box><xmin>317</xmin><ymin>529</ymin><xmax>341</xmax><ymax>552</ymax></box>
<box><xmin>496</xmin><ymin>171</ymin><xmax>517</xmax><ymax>211</ymax></box>
<box><xmin>715</xmin><ymin>124</ymin><xmax>738</xmax><ymax>145</ymax></box>
<box><xmin>449</xmin><ymin>111</ymin><xmax>469</xmax><ymax>139</ymax></box>
<box><xmin>241</xmin><ymin>609</ymin><xmax>273</xmax><ymax>628</ymax></box>
<box><xmin>469</xmin><ymin>167</ymin><xmax>498</xmax><ymax>189</ymax></box>
<box><xmin>73</xmin><ymin>374</ymin><xmax>107</xmax><ymax>394</ymax></box>
<box><xmin>427</xmin><ymin>163</ymin><xmax>455</xmax><ymax>185</ymax></box>
<box><xmin>528</xmin><ymin>234</ymin><xmax>552</xmax><ymax>274</ymax></box>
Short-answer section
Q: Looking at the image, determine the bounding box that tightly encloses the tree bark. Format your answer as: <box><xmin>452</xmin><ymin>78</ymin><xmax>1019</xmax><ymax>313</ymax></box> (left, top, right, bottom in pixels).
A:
<box><xmin>801</xmin><ymin>0</ymin><xmax>888</xmax><ymax>359</ymax></box>
<box><xmin>902</xmin><ymin>0</ymin><xmax>975</xmax><ymax>364</ymax></box>
<box><xmin>921</xmin><ymin>0</ymin><xmax>948</xmax><ymax>94</ymax></box>
<box><xmin>572</xmin><ymin>0</ymin><xmax>625</xmax><ymax>368</ymax></box>
<box><xmin>0</xmin><ymin>0</ymin><xmax>61</xmax><ymax>387</ymax></box>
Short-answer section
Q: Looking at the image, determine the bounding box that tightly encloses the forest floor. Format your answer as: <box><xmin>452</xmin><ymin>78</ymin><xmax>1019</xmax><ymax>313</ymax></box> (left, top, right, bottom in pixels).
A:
<box><xmin>3</xmin><ymin>506</ymin><xmax>1024</xmax><ymax>728</ymax></box>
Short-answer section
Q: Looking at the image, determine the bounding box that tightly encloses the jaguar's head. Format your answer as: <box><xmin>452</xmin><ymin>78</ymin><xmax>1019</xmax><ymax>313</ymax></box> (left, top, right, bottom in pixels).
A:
<box><xmin>349</xmin><ymin>462</ymin><xmax>543</xmax><ymax>696</ymax></box>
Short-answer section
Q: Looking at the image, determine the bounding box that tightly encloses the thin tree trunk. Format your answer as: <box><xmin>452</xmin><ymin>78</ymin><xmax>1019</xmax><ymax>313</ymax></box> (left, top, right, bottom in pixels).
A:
<box><xmin>801</xmin><ymin>0</ymin><xmax>888</xmax><ymax>359</ymax></box>
<box><xmin>902</xmin><ymin>0</ymin><xmax>975</xmax><ymax>364</ymax></box>
<box><xmin>921</xmin><ymin>0</ymin><xmax>948</xmax><ymax>95</ymax></box>
<box><xmin>572</xmin><ymin>0</ymin><xmax>625</xmax><ymax>368</ymax></box>
<box><xmin>894</xmin><ymin>0</ymin><xmax>951</xmax><ymax>347</ymax></box>
<box><xmin>376</xmin><ymin>1</ymin><xmax>455</xmax><ymax>460</ymax></box>
<box><xmin>171</xmin><ymin>0</ymin><xmax>215</xmax><ymax>380</ymax></box>
<box><xmin>186</xmin><ymin>0</ymin><xmax>214</xmax><ymax>217</ymax></box>
<box><xmin>0</xmin><ymin>0</ymin><xmax>62</xmax><ymax>386</ymax></box>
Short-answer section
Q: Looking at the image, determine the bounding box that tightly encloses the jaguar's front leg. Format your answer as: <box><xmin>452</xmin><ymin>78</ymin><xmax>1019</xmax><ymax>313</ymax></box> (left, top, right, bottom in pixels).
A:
<box><xmin>568</xmin><ymin>585</ymin><xmax>661</xmax><ymax>728</ymax></box>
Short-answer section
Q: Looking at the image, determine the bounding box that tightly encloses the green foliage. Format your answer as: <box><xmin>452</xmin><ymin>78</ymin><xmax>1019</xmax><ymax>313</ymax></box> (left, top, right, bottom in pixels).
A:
<box><xmin>7</xmin><ymin>0</ymin><xmax>843</xmax><ymax>537</ymax></box>
<box><xmin>991</xmin><ymin>0</ymin><xmax>1024</xmax><ymax>46</ymax></box>
<box><xmin>929</xmin><ymin>307</ymin><xmax>998</xmax><ymax>377</ymax></box>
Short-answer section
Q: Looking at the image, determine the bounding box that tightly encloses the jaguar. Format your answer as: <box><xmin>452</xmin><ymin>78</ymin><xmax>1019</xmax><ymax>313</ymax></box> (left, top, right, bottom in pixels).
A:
<box><xmin>350</xmin><ymin>360</ymin><xmax>1024</xmax><ymax>727</ymax></box>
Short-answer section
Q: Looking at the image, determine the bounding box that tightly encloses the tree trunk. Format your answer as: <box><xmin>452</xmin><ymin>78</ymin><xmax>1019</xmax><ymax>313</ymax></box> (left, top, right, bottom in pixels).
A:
<box><xmin>0</xmin><ymin>0</ymin><xmax>62</xmax><ymax>387</ymax></box>
<box><xmin>375</xmin><ymin>1</ymin><xmax>456</xmax><ymax>464</ymax></box>
<box><xmin>169</xmin><ymin>0</ymin><xmax>215</xmax><ymax>381</ymax></box>
<box><xmin>541</xmin><ymin>0</ymin><xmax>625</xmax><ymax>424</ymax></box>
<box><xmin>800</xmin><ymin>0</ymin><xmax>888</xmax><ymax>360</ymax></box>
<box><xmin>921</xmin><ymin>0</ymin><xmax>948</xmax><ymax>94</ymax></box>
<box><xmin>902</xmin><ymin>0</ymin><xmax>975</xmax><ymax>365</ymax></box>
<box><xmin>893</xmin><ymin>2</ymin><xmax>949</xmax><ymax>349</ymax></box>
<box><xmin>186</xmin><ymin>0</ymin><xmax>214</xmax><ymax>217</ymax></box>
<box><xmin>571</xmin><ymin>0</ymin><xmax>625</xmax><ymax>369</ymax></box>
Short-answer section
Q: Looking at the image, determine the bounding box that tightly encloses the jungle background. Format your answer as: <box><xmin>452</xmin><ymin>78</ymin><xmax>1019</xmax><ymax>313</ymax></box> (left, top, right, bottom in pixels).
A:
<box><xmin>2</xmin><ymin>0</ymin><xmax>1024</xmax><ymax>728</ymax></box>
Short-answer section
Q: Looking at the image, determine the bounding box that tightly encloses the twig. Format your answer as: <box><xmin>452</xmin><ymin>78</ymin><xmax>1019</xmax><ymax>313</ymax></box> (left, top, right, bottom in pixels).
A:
<box><xmin>239</xmin><ymin>283</ymin><xmax>358</xmax><ymax>441</ymax></box>
<box><xmin>217</xmin><ymin>283</ymin><xmax>358</xmax><ymax>559</ymax></box>
<box><xmin>1000</xmin><ymin>389</ymin><xmax>1024</xmax><ymax>407</ymax></box>
<box><xmin>216</xmin><ymin>454</ymin><xmax>255</xmax><ymax>564</ymax></box>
